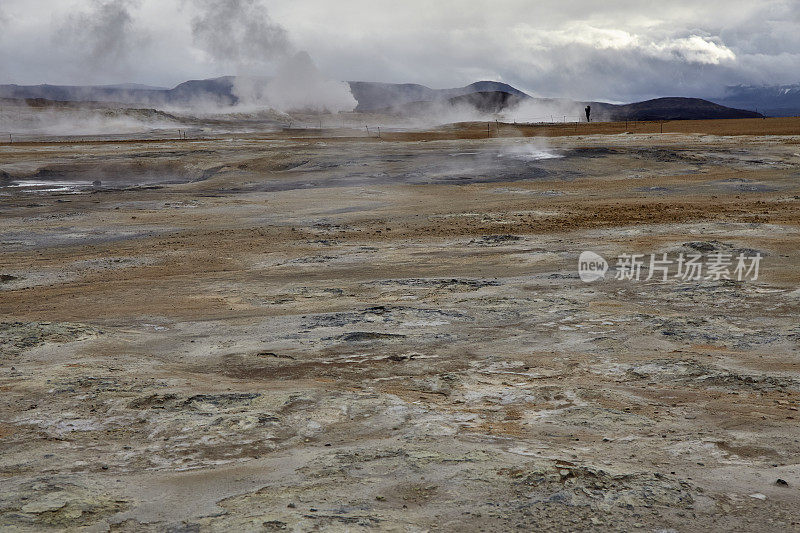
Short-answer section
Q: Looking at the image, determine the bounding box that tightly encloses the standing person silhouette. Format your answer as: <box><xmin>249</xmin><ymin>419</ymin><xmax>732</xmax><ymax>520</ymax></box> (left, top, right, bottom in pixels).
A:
<box><xmin>585</xmin><ymin>105</ymin><xmax>591</xmax><ymax>123</ymax></box>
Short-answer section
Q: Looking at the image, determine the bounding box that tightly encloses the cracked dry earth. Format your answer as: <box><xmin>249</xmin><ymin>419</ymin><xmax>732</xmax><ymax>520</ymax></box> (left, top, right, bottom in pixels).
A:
<box><xmin>1</xmin><ymin>126</ymin><xmax>800</xmax><ymax>531</ymax></box>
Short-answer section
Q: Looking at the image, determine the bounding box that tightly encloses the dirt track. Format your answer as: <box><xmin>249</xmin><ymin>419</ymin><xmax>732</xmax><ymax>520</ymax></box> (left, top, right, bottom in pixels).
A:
<box><xmin>1</xmin><ymin>120</ymin><xmax>800</xmax><ymax>531</ymax></box>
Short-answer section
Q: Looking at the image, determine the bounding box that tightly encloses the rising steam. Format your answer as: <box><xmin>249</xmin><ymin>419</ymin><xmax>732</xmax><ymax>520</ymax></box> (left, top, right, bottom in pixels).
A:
<box><xmin>58</xmin><ymin>0</ymin><xmax>143</xmax><ymax>81</ymax></box>
<box><xmin>190</xmin><ymin>0</ymin><xmax>290</xmax><ymax>67</ymax></box>
<box><xmin>189</xmin><ymin>0</ymin><xmax>356</xmax><ymax>113</ymax></box>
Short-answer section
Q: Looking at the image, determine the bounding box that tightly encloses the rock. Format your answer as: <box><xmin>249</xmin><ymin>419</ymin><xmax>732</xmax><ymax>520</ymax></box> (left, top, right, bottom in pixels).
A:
<box><xmin>21</xmin><ymin>494</ymin><xmax>69</xmax><ymax>513</ymax></box>
<box><xmin>776</xmin><ymin>479</ymin><xmax>789</xmax><ymax>487</ymax></box>
<box><xmin>749</xmin><ymin>493</ymin><xmax>767</xmax><ymax>500</ymax></box>
<box><xmin>257</xmin><ymin>351</ymin><xmax>295</xmax><ymax>360</ymax></box>
<box><xmin>339</xmin><ymin>331</ymin><xmax>406</xmax><ymax>342</ymax></box>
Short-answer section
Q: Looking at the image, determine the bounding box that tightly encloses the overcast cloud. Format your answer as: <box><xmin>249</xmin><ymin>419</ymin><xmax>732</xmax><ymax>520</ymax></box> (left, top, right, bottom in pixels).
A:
<box><xmin>0</xmin><ymin>0</ymin><xmax>798</xmax><ymax>101</ymax></box>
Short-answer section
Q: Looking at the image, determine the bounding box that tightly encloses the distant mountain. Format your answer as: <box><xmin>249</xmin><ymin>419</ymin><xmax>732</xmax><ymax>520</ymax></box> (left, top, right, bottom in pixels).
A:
<box><xmin>0</xmin><ymin>83</ymin><xmax>163</xmax><ymax>104</ymax></box>
<box><xmin>443</xmin><ymin>81</ymin><xmax>529</xmax><ymax>99</ymax></box>
<box><xmin>386</xmin><ymin>92</ymin><xmax>761</xmax><ymax>121</ymax></box>
<box><xmin>348</xmin><ymin>82</ymin><xmax>760</xmax><ymax>120</ymax></box>
<box><xmin>99</xmin><ymin>83</ymin><xmax>169</xmax><ymax>91</ymax></box>
<box><xmin>387</xmin><ymin>91</ymin><xmax>529</xmax><ymax>115</ymax></box>
<box><xmin>448</xmin><ymin>91</ymin><xmax>528</xmax><ymax>114</ymax></box>
<box><xmin>0</xmin><ymin>77</ymin><xmax>764</xmax><ymax>121</ymax></box>
<box><xmin>593</xmin><ymin>97</ymin><xmax>763</xmax><ymax>121</ymax></box>
<box><xmin>346</xmin><ymin>80</ymin><xmax>529</xmax><ymax>112</ymax></box>
<box><xmin>0</xmin><ymin>77</ymin><xmax>237</xmax><ymax>106</ymax></box>
<box><xmin>713</xmin><ymin>85</ymin><xmax>800</xmax><ymax>117</ymax></box>
<box><xmin>346</xmin><ymin>82</ymin><xmax>437</xmax><ymax>112</ymax></box>
<box><xmin>0</xmin><ymin>78</ymin><xmax>531</xmax><ymax>112</ymax></box>
<box><xmin>163</xmin><ymin>77</ymin><xmax>237</xmax><ymax>106</ymax></box>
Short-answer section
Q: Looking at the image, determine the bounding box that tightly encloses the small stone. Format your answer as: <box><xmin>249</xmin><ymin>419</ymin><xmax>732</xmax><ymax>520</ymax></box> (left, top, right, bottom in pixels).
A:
<box><xmin>750</xmin><ymin>493</ymin><xmax>767</xmax><ymax>500</ymax></box>
<box><xmin>776</xmin><ymin>479</ymin><xmax>789</xmax><ymax>487</ymax></box>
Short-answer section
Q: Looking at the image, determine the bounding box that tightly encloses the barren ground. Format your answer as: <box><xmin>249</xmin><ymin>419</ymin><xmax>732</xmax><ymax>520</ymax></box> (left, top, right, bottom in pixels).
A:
<box><xmin>1</xmin><ymin>118</ymin><xmax>799</xmax><ymax>531</ymax></box>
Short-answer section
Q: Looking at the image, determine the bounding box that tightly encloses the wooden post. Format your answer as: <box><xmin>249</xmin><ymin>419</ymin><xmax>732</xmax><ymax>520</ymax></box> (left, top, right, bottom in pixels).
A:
<box><xmin>487</xmin><ymin>122</ymin><xmax>491</xmax><ymax>138</ymax></box>
<box><xmin>377</xmin><ymin>126</ymin><xmax>381</xmax><ymax>139</ymax></box>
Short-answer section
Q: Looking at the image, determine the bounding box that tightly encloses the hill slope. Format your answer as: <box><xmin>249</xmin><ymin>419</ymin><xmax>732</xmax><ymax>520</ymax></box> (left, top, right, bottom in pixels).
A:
<box><xmin>346</xmin><ymin>80</ymin><xmax>529</xmax><ymax>112</ymax></box>
<box><xmin>388</xmin><ymin>92</ymin><xmax>762</xmax><ymax>121</ymax></box>
<box><xmin>0</xmin><ymin>77</ymin><xmax>237</xmax><ymax>106</ymax></box>
<box><xmin>593</xmin><ymin>97</ymin><xmax>763</xmax><ymax>121</ymax></box>
<box><xmin>713</xmin><ymin>85</ymin><xmax>800</xmax><ymax>117</ymax></box>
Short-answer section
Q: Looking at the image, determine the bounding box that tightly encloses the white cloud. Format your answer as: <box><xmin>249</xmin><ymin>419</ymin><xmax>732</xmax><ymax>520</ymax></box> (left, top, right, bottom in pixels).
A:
<box><xmin>514</xmin><ymin>24</ymin><xmax>735</xmax><ymax>66</ymax></box>
<box><xmin>646</xmin><ymin>36</ymin><xmax>736</xmax><ymax>65</ymax></box>
<box><xmin>516</xmin><ymin>24</ymin><xmax>640</xmax><ymax>51</ymax></box>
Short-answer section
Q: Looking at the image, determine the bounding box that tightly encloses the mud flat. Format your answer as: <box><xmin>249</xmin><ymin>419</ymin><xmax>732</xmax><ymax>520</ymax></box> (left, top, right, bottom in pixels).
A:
<box><xmin>1</xmin><ymin>120</ymin><xmax>800</xmax><ymax>531</ymax></box>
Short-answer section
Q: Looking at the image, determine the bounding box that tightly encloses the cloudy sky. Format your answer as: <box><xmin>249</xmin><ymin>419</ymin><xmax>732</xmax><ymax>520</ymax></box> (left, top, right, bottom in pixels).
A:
<box><xmin>0</xmin><ymin>0</ymin><xmax>798</xmax><ymax>102</ymax></box>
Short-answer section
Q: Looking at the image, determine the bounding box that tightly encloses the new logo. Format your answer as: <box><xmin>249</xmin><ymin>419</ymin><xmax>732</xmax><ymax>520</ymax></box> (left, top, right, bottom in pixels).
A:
<box><xmin>578</xmin><ymin>251</ymin><xmax>608</xmax><ymax>282</ymax></box>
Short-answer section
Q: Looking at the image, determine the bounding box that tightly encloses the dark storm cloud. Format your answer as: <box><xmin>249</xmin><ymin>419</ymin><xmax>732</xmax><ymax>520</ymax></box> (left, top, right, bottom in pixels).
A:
<box><xmin>0</xmin><ymin>0</ymin><xmax>798</xmax><ymax>101</ymax></box>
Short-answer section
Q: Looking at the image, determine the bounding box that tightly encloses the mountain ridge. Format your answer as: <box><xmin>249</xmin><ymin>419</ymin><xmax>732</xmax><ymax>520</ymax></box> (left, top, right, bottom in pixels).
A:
<box><xmin>713</xmin><ymin>84</ymin><xmax>800</xmax><ymax>117</ymax></box>
<box><xmin>0</xmin><ymin>78</ymin><xmax>766</xmax><ymax>121</ymax></box>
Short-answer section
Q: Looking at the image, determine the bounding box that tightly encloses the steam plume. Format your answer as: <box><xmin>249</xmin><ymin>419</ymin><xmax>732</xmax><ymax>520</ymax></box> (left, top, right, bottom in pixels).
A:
<box><xmin>58</xmin><ymin>0</ymin><xmax>142</xmax><ymax>80</ymax></box>
<box><xmin>189</xmin><ymin>0</ymin><xmax>356</xmax><ymax>113</ymax></box>
<box><xmin>190</xmin><ymin>0</ymin><xmax>290</xmax><ymax>68</ymax></box>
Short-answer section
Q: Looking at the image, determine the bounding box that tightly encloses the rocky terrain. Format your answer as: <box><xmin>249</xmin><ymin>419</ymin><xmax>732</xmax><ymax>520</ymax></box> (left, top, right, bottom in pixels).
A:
<box><xmin>0</xmin><ymin>118</ymin><xmax>799</xmax><ymax>531</ymax></box>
